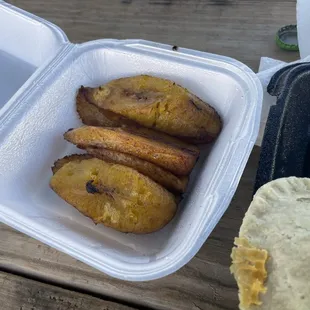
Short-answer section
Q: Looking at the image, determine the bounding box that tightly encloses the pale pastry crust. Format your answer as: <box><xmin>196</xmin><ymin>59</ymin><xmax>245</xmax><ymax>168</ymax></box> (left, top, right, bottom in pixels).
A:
<box><xmin>232</xmin><ymin>177</ymin><xmax>310</xmax><ymax>310</ymax></box>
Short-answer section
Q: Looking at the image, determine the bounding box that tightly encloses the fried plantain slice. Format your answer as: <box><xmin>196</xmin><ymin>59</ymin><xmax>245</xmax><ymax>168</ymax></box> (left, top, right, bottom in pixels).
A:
<box><xmin>86</xmin><ymin>147</ymin><xmax>188</xmax><ymax>193</ymax></box>
<box><xmin>82</xmin><ymin>75</ymin><xmax>222</xmax><ymax>144</ymax></box>
<box><xmin>64</xmin><ymin>126</ymin><xmax>199</xmax><ymax>176</ymax></box>
<box><xmin>52</xmin><ymin>154</ymin><xmax>94</xmax><ymax>174</ymax></box>
<box><xmin>50</xmin><ymin>158</ymin><xmax>177</xmax><ymax>233</ymax></box>
<box><xmin>76</xmin><ymin>87</ymin><xmax>130</xmax><ymax>127</ymax></box>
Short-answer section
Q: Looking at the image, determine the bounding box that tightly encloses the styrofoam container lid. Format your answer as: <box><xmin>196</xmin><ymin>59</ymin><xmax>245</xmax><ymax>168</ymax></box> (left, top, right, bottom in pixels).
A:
<box><xmin>0</xmin><ymin>1</ymin><xmax>68</xmax><ymax>109</ymax></box>
<box><xmin>0</xmin><ymin>2</ymin><xmax>263</xmax><ymax>281</ymax></box>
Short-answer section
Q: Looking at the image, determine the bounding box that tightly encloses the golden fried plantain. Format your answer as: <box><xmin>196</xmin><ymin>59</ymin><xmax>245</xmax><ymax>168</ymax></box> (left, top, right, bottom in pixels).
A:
<box><xmin>50</xmin><ymin>158</ymin><xmax>177</xmax><ymax>233</ymax></box>
<box><xmin>76</xmin><ymin>87</ymin><xmax>132</xmax><ymax>127</ymax></box>
<box><xmin>86</xmin><ymin>147</ymin><xmax>188</xmax><ymax>193</ymax></box>
<box><xmin>64</xmin><ymin>126</ymin><xmax>199</xmax><ymax>176</ymax></box>
<box><xmin>82</xmin><ymin>75</ymin><xmax>222</xmax><ymax>144</ymax></box>
<box><xmin>52</xmin><ymin>154</ymin><xmax>93</xmax><ymax>174</ymax></box>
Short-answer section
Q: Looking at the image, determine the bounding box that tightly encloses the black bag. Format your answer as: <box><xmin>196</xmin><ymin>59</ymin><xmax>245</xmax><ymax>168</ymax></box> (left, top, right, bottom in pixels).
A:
<box><xmin>254</xmin><ymin>62</ymin><xmax>310</xmax><ymax>194</ymax></box>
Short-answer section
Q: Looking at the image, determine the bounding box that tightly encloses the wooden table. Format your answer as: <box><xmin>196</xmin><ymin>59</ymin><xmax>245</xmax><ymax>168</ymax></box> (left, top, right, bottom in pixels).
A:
<box><xmin>2</xmin><ymin>1</ymin><xmax>299</xmax><ymax>309</ymax></box>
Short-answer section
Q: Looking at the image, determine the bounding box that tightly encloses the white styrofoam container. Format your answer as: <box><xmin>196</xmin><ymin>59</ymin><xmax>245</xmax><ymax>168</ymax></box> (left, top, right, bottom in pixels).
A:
<box><xmin>0</xmin><ymin>2</ymin><xmax>262</xmax><ymax>281</ymax></box>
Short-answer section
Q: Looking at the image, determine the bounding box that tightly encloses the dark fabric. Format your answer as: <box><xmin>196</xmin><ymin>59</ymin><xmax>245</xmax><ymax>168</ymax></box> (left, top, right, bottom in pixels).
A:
<box><xmin>254</xmin><ymin>62</ymin><xmax>310</xmax><ymax>194</ymax></box>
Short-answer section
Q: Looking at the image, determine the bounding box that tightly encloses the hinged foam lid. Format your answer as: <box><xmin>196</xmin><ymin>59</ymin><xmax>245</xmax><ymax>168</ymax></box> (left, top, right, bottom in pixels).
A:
<box><xmin>0</xmin><ymin>1</ymin><xmax>68</xmax><ymax>107</ymax></box>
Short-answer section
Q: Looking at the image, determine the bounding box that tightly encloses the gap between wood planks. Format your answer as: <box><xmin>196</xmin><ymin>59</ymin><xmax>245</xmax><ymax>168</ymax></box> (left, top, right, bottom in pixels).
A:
<box><xmin>0</xmin><ymin>257</ymin><xmax>236</xmax><ymax>310</ymax></box>
<box><xmin>0</xmin><ymin>266</ymin><xmax>155</xmax><ymax>310</ymax></box>
<box><xmin>0</xmin><ymin>270</ymin><xmax>139</xmax><ymax>310</ymax></box>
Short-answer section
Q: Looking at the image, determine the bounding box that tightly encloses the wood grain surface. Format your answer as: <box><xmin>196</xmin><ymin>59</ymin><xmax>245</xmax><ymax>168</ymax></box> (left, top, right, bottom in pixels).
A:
<box><xmin>0</xmin><ymin>271</ymin><xmax>137</xmax><ymax>310</ymax></box>
<box><xmin>2</xmin><ymin>0</ymin><xmax>299</xmax><ymax>309</ymax></box>
<box><xmin>8</xmin><ymin>0</ymin><xmax>298</xmax><ymax>71</ymax></box>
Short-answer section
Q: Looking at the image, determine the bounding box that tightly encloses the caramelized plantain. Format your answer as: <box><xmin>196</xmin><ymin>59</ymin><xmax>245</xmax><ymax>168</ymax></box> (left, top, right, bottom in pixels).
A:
<box><xmin>50</xmin><ymin>158</ymin><xmax>177</xmax><ymax>233</ymax></box>
<box><xmin>86</xmin><ymin>147</ymin><xmax>188</xmax><ymax>193</ymax></box>
<box><xmin>76</xmin><ymin>87</ymin><xmax>132</xmax><ymax>127</ymax></box>
<box><xmin>52</xmin><ymin>154</ymin><xmax>93</xmax><ymax>174</ymax></box>
<box><xmin>64</xmin><ymin>126</ymin><xmax>199</xmax><ymax>176</ymax></box>
<box><xmin>82</xmin><ymin>75</ymin><xmax>222</xmax><ymax>144</ymax></box>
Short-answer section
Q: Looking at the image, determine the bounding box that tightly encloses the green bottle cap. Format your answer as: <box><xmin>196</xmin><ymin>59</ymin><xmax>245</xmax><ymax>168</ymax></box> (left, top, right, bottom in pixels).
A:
<box><xmin>276</xmin><ymin>25</ymin><xmax>299</xmax><ymax>51</ymax></box>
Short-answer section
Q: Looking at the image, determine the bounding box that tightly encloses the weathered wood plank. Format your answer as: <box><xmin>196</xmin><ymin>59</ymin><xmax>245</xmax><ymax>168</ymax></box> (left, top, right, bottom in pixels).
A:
<box><xmin>0</xmin><ymin>271</ymin><xmax>137</xmax><ymax>310</ymax></box>
<box><xmin>0</xmin><ymin>147</ymin><xmax>261</xmax><ymax>310</ymax></box>
<box><xmin>8</xmin><ymin>0</ymin><xmax>298</xmax><ymax>71</ymax></box>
